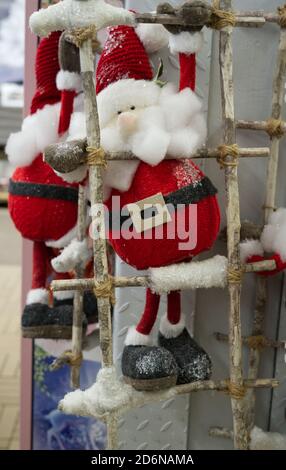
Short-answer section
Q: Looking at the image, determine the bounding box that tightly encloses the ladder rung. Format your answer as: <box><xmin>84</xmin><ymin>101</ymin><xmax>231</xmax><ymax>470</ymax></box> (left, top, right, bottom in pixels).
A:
<box><xmin>58</xmin><ymin>373</ymin><xmax>278</xmax><ymax>420</ymax></box>
<box><xmin>50</xmin><ymin>257</ymin><xmax>276</xmax><ymax>294</ymax></box>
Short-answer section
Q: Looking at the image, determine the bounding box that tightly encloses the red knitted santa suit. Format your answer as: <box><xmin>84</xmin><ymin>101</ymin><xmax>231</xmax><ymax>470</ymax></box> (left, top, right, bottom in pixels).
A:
<box><xmin>8</xmin><ymin>32</ymin><xmax>78</xmax><ymax>293</ymax></box>
<box><xmin>97</xmin><ymin>26</ymin><xmax>220</xmax><ymax>338</ymax></box>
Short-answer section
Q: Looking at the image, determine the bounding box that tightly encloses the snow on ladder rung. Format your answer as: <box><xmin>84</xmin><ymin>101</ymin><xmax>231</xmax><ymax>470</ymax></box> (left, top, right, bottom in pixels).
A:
<box><xmin>149</xmin><ymin>255</ymin><xmax>228</xmax><ymax>294</ymax></box>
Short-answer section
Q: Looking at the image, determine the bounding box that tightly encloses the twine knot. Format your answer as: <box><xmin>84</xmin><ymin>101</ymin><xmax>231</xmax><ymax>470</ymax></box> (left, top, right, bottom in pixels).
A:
<box><xmin>210</xmin><ymin>1</ymin><xmax>236</xmax><ymax>30</ymax></box>
<box><xmin>278</xmin><ymin>5</ymin><xmax>286</xmax><ymax>28</ymax></box>
<box><xmin>50</xmin><ymin>350</ymin><xmax>83</xmax><ymax>371</ymax></box>
<box><xmin>87</xmin><ymin>147</ymin><xmax>107</xmax><ymax>169</ymax></box>
<box><xmin>225</xmin><ymin>380</ymin><xmax>246</xmax><ymax>399</ymax></box>
<box><xmin>266</xmin><ymin>118</ymin><xmax>285</xmax><ymax>139</ymax></box>
<box><xmin>70</xmin><ymin>25</ymin><xmax>97</xmax><ymax>48</ymax></box>
<box><xmin>94</xmin><ymin>276</ymin><xmax>115</xmax><ymax>305</ymax></box>
<box><xmin>228</xmin><ymin>268</ymin><xmax>243</xmax><ymax>285</ymax></box>
<box><xmin>247</xmin><ymin>335</ymin><xmax>268</xmax><ymax>351</ymax></box>
<box><xmin>217</xmin><ymin>144</ymin><xmax>240</xmax><ymax>169</ymax></box>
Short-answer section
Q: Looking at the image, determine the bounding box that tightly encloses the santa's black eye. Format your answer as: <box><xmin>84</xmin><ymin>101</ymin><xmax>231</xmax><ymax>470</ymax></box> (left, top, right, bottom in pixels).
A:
<box><xmin>130</xmin><ymin>106</ymin><xmax>136</xmax><ymax>110</ymax></box>
<box><xmin>117</xmin><ymin>110</ymin><xmax>122</xmax><ymax>115</ymax></box>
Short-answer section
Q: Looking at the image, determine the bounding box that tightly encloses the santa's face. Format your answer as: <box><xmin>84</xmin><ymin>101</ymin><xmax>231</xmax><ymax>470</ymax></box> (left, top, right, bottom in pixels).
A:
<box><xmin>99</xmin><ymin>79</ymin><xmax>207</xmax><ymax>167</ymax></box>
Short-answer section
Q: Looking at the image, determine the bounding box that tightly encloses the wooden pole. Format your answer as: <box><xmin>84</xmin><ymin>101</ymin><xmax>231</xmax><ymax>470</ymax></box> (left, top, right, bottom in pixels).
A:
<box><xmin>218</xmin><ymin>0</ymin><xmax>248</xmax><ymax>449</ymax></box>
<box><xmin>44</xmin><ymin>141</ymin><xmax>270</xmax><ymax>174</ymax></box>
<box><xmin>70</xmin><ymin>185</ymin><xmax>86</xmax><ymax>389</ymax></box>
<box><xmin>79</xmin><ymin>38</ymin><xmax>118</xmax><ymax>450</ymax></box>
<box><xmin>245</xmin><ymin>22</ymin><xmax>286</xmax><ymax>436</ymax></box>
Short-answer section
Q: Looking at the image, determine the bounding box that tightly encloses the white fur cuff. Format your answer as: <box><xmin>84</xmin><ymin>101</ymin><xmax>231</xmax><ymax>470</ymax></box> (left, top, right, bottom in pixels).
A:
<box><xmin>125</xmin><ymin>326</ymin><xmax>152</xmax><ymax>346</ymax></box>
<box><xmin>56</xmin><ymin>70</ymin><xmax>82</xmax><ymax>92</ymax></box>
<box><xmin>159</xmin><ymin>313</ymin><xmax>185</xmax><ymax>339</ymax></box>
<box><xmin>240</xmin><ymin>239</ymin><xmax>264</xmax><ymax>264</ymax></box>
<box><xmin>26</xmin><ymin>288</ymin><xmax>49</xmax><ymax>305</ymax></box>
<box><xmin>169</xmin><ymin>31</ymin><xmax>204</xmax><ymax>55</ymax></box>
<box><xmin>136</xmin><ymin>23</ymin><xmax>169</xmax><ymax>54</ymax></box>
<box><xmin>53</xmin><ymin>290</ymin><xmax>74</xmax><ymax>301</ymax></box>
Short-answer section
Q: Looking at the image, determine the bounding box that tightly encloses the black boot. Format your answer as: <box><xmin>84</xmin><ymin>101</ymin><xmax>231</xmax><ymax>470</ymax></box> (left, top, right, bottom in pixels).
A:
<box><xmin>22</xmin><ymin>303</ymin><xmax>87</xmax><ymax>340</ymax></box>
<box><xmin>122</xmin><ymin>345</ymin><xmax>178</xmax><ymax>391</ymax></box>
<box><xmin>54</xmin><ymin>292</ymin><xmax>98</xmax><ymax>325</ymax></box>
<box><xmin>158</xmin><ymin>329</ymin><xmax>212</xmax><ymax>384</ymax></box>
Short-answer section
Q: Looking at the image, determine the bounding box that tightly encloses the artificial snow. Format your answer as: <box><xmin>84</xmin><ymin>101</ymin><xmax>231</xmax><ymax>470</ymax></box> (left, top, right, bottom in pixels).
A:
<box><xmin>30</xmin><ymin>0</ymin><xmax>135</xmax><ymax>38</ymax></box>
<box><xmin>250</xmin><ymin>426</ymin><xmax>286</xmax><ymax>450</ymax></box>
<box><xmin>59</xmin><ymin>365</ymin><xmax>178</xmax><ymax>418</ymax></box>
<box><xmin>59</xmin><ymin>367</ymin><xmax>137</xmax><ymax>418</ymax></box>
<box><xmin>149</xmin><ymin>255</ymin><xmax>228</xmax><ymax>294</ymax></box>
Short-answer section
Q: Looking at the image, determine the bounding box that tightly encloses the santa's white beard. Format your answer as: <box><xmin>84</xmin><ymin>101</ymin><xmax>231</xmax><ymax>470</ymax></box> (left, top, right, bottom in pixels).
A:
<box><xmin>66</xmin><ymin>83</ymin><xmax>207</xmax><ymax>193</ymax></box>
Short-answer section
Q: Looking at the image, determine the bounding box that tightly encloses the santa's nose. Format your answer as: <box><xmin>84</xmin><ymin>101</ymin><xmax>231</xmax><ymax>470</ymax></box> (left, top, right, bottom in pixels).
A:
<box><xmin>118</xmin><ymin>111</ymin><xmax>138</xmax><ymax>137</ymax></box>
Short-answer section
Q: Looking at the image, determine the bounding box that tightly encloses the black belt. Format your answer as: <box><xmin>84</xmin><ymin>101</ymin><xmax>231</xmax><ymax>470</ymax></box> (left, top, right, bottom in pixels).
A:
<box><xmin>108</xmin><ymin>176</ymin><xmax>217</xmax><ymax>229</ymax></box>
<box><xmin>9</xmin><ymin>179</ymin><xmax>79</xmax><ymax>204</ymax></box>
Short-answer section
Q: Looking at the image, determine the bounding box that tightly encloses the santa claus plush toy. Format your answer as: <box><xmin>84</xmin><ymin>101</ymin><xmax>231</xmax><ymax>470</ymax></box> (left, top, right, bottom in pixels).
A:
<box><xmin>65</xmin><ymin>2</ymin><xmax>220</xmax><ymax>390</ymax></box>
<box><xmin>6</xmin><ymin>31</ymin><xmax>97</xmax><ymax>339</ymax></box>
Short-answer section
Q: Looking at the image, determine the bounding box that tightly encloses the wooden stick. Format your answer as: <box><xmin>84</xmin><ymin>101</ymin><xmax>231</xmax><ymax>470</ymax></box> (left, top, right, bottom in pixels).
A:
<box><xmin>58</xmin><ymin>378</ymin><xmax>279</xmax><ymax>418</ymax></box>
<box><xmin>209</xmin><ymin>427</ymin><xmax>233</xmax><ymax>439</ymax></box>
<box><xmin>79</xmin><ymin>38</ymin><xmax>118</xmax><ymax>450</ymax></box>
<box><xmin>135</xmin><ymin>12</ymin><xmax>282</xmax><ymax>28</ymax></box>
<box><xmin>220</xmin><ymin>220</ymin><xmax>264</xmax><ymax>242</ymax></box>
<box><xmin>50</xmin><ymin>259</ymin><xmax>276</xmax><ymax>293</ymax></box>
<box><xmin>70</xmin><ymin>185</ymin><xmax>86</xmax><ymax>389</ymax></box>
<box><xmin>215</xmin><ymin>332</ymin><xmax>286</xmax><ymax>350</ymax></box>
<box><xmin>218</xmin><ymin>0</ymin><xmax>248</xmax><ymax>450</ymax></box>
<box><xmin>246</xmin><ymin>24</ymin><xmax>286</xmax><ymax>437</ymax></box>
<box><xmin>44</xmin><ymin>141</ymin><xmax>270</xmax><ymax>174</ymax></box>
<box><xmin>236</xmin><ymin>119</ymin><xmax>286</xmax><ymax>134</ymax></box>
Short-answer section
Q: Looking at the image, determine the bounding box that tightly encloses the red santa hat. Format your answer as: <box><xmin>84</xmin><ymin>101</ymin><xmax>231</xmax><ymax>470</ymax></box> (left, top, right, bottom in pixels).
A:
<box><xmin>7</xmin><ymin>32</ymin><xmax>81</xmax><ymax>168</ymax></box>
<box><xmin>96</xmin><ymin>25</ymin><xmax>202</xmax><ymax>127</ymax></box>
<box><xmin>31</xmin><ymin>30</ymin><xmax>81</xmax><ymax>136</ymax></box>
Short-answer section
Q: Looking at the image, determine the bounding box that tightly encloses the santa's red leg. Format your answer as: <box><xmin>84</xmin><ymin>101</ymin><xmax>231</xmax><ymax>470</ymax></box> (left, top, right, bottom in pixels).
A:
<box><xmin>136</xmin><ymin>288</ymin><xmax>160</xmax><ymax>336</ymax></box>
<box><xmin>167</xmin><ymin>290</ymin><xmax>181</xmax><ymax>325</ymax></box>
<box><xmin>26</xmin><ymin>241</ymin><xmax>50</xmax><ymax>305</ymax></box>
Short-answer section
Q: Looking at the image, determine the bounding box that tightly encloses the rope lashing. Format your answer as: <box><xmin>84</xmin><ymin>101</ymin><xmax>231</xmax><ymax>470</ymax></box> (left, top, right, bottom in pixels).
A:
<box><xmin>247</xmin><ymin>335</ymin><xmax>269</xmax><ymax>351</ymax></box>
<box><xmin>217</xmin><ymin>144</ymin><xmax>240</xmax><ymax>169</ymax></box>
<box><xmin>278</xmin><ymin>5</ymin><xmax>286</xmax><ymax>28</ymax></box>
<box><xmin>62</xmin><ymin>350</ymin><xmax>83</xmax><ymax>367</ymax></box>
<box><xmin>71</xmin><ymin>25</ymin><xmax>97</xmax><ymax>48</ymax></box>
<box><xmin>211</xmin><ymin>1</ymin><xmax>236</xmax><ymax>30</ymax></box>
<box><xmin>87</xmin><ymin>147</ymin><xmax>107</xmax><ymax>169</ymax></box>
<box><xmin>228</xmin><ymin>268</ymin><xmax>243</xmax><ymax>285</ymax></box>
<box><xmin>225</xmin><ymin>380</ymin><xmax>246</xmax><ymax>400</ymax></box>
<box><xmin>94</xmin><ymin>276</ymin><xmax>116</xmax><ymax>306</ymax></box>
<box><xmin>266</xmin><ymin>118</ymin><xmax>285</xmax><ymax>139</ymax></box>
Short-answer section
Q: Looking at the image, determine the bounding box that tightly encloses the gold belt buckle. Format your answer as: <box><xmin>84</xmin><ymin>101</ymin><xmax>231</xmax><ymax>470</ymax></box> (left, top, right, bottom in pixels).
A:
<box><xmin>127</xmin><ymin>193</ymin><xmax>172</xmax><ymax>234</ymax></box>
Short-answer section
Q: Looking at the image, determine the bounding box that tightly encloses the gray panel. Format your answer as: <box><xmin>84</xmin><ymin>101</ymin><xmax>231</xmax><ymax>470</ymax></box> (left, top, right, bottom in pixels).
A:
<box><xmin>189</xmin><ymin>0</ymin><xmax>286</xmax><ymax>450</ymax></box>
